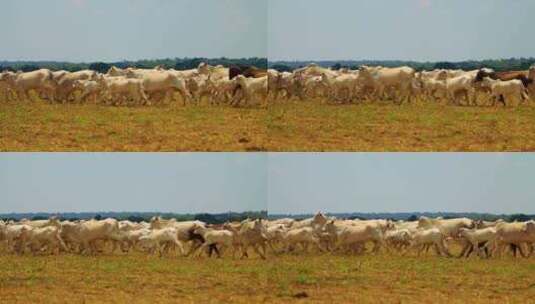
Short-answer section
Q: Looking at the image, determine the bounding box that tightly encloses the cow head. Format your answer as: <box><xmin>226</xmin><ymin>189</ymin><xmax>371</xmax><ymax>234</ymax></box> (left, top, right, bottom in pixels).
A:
<box><xmin>480</xmin><ymin>76</ymin><xmax>495</xmax><ymax>88</ymax></box>
<box><xmin>523</xmin><ymin>221</ymin><xmax>535</xmax><ymax>234</ymax></box>
<box><xmin>324</xmin><ymin>220</ymin><xmax>337</xmax><ymax>235</ymax></box>
<box><xmin>313</xmin><ymin>212</ymin><xmax>328</xmax><ymax>226</ymax></box>
<box><xmin>149</xmin><ymin>216</ymin><xmax>163</xmax><ymax>229</ymax></box>
<box><xmin>0</xmin><ymin>71</ymin><xmax>16</xmax><ymax>84</ymax></box>
<box><xmin>474</xmin><ymin>69</ymin><xmax>496</xmax><ymax>83</ymax></box>
<box><xmin>192</xmin><ymin>224</ymin><xmax>206</xmax><ymax>236</ymax></box>
<box><xmin>48</xmin><ymin>217</ymin><xmax>62</xmax><ymax>228</ymax></box>
<box><xmin>107</xmin><ymin>66</ymin><xmax>121</xmax><ymax>76</ymax></box>
<box><xmin>320</xmin><ymin>73</ymin><xmax>331</xmax><ymax>84</ymax></box>
<box><xmin>235</xmin><ymin>74</ymin><xmax>247</xmax><ymax>87</ymax></box>
<box><xmin>72</xmin><ymin>80</ymin><xmax>85</xmax><ymax>90</ymax></box>
<box><xmin>198</xmin><ymin>62</ymin><xmax>209</xmax><ymax>75</ymax></box>
<box><xmin>417</xmin><ymin>216</ymin><xmax>432</xmax><ymax>228</ymax></box>
<box><xmin>96</xmin><ymin>74</ymin><xmax>106</xmax><ymax>86</ymax></box>
<box><xmin>528</xmin><ymin>65</ymin><xmax>535</xmax><ymax>80</ymax></box>
<box><xmin>358</xmin><ymin>65</ymin><xmax>379</xmax><ymax>79</ymax></box>
<box><xmin>436</xmin><ymin>70</ymin><xmax>448</xmax><ymax>80</ymax></box>
<box><xmin>457</xmin><ymin>227</ymin><xmax>470</xmax><ymax>238</ymax></box>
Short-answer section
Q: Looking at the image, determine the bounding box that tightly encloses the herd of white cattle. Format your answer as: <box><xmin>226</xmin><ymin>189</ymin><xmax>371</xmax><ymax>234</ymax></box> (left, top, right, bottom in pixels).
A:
<box><xmin>268</xmin><ymin>64</ymin><xmax>535</xmax><ymax>106</ymax></box>
<box><xmin>1</xmin><ymin>213</ymin><xmax>534</xmax><ymax>259</ymax></box>
<box><xmin>0</xmin><ymin>63</ymin><xmax>267</xmax><ymax>106</ymax></box>
<box><xmin>2</xmin><ymin>63</ymin><xmax>535</xmax><ymax>108</ymax></box>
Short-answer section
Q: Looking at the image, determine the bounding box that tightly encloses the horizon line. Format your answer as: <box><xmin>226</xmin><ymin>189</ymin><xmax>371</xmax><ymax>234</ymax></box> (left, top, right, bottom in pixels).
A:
<box><xmin>1</xmin><ymin>211</ymin><xmax>532</xmax><ymax>216</ymax></box>
<box><xmin>0</xmin><ymin>57</ymin><xmax>268</xmax><ymax>65</ymax></box>
<box><xmin>269</xmin><ymin>57</ymin><xmax>535</xmax><ymax>64</ymax></box>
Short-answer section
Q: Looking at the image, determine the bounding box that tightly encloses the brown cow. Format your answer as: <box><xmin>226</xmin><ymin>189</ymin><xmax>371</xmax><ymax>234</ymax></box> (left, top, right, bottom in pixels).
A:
<box><xmin>475</xmin><ymin>69</ymin><xmax>533</xmax><ymax>88</ymax></box>
<box><xmin>229</xmin><ymin>65</ymin><xmax>267</xmax><ymax>80</ymax></box>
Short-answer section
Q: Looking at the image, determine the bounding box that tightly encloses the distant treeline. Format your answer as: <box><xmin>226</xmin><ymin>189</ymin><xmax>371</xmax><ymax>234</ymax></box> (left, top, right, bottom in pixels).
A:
<box><xmin>0</xmin><ymin>211</ymin><xmax>268</xmax><ymax>224</ymax></box>
<box><xmin>269</xmin><ymin>212</ymin><xmax>535</xmax><ymax>222</ymax></box>
<box><xmin>269</xmin><ymin>57</ymin><xmax>535</xmax><ymax>72</ymax></box>
<box><xmin>4</xmin><ymin>57</ymin><xmax>533</xmax><ymax>74</ymax></box>
<box><xmin>2</xmin><ymin>211</ymin><xmax>532</xmax><ymax>223</ymax></box>
<box><xmin>0</xmin><ymin>57</ymin><xmax>268</xmax><ymax>73</ymax></box>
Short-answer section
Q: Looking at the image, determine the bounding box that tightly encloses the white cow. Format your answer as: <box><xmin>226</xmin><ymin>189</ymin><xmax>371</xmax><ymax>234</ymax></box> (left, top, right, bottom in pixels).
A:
<box><xmin>325</xmin><ymin>221</ymin><xmax>384</xmax><ymax>254</ymax></box>
<box><xmin>3</xmin><ymin>69</ymin><xmax>56</xmax><ymax>101</ymax></box>
<box><xmin>458</xmin><ymin>227</ymin><xmax>497</xmax><ymax>258</ymax></box>
<box><xmin>417</xmin><ymin>217</ymin><xmax>474</xmax><ymax>238</ymax></box>
<box><xmin>410</xmin><ymin>228</ymin><xmax>451</xmax><ymax>257</ymax></box>
<box><xmin>72</xmin><ymin>80</ymin><xmax>103</xmax><ymax>103</ymax></box>
<box><xmin>0</xmin><ymin>71</ymin><xmax>17</xmax><ymax>102</ymax></box>
<box><xmin>480</xmin><ymin>77</ymin><xmax>529</xmax><ymax>106</ymax></box>
<box><xmin>358</xmin><ymin>66</ymin><xmax>415</xmax><ymax>103</ymax></box>
<box><xmin>384</xmin><ymin>229</ymin><xmax>412</xmax><ymax>252</ymax></box>
<box><xmin>2</xmin><ymin>224</ymin><xmax>33</xmax><ymax>254</ymax></box>
<box><xmin>140</xmin><ymin>71</ymin><xmax>192</xmax><ymax>104</ymax></box>
<box><xmin>494</xmin><ymin>221</ymin><xmax>535</xmax><ymax>257</ymax></box>
<box><xmin>61</xmin><ymin>218</ymin><xmax>121</xmax><ymax>255</ymax></box>
<box><xmin>19</xmin><ymin>225</ymin><xmax>67</xmax><ymax>255</ymax></box>
<box><xmin>444</xmin><ymin>74</ymin><xmax>477</xmax><ymax>105</ymax></box>
<box><xmin>233</xmin><ymin>75</ymin><xmax>267</xmax><ymax>106</ymax></box>
<box><xmin>99</xmin><ymin>76</ymin><xmax>149</xmax><ymax>105</ymax></box>
<box><xmin>191</xmin><ymin>225</ymin><xmax>235</xmax><ymax>257</ymax></box>
<box><xmin>321</xmin><ymin>73</ymin><xmax>359</xmax><ymax>103</ymax></box>
<box><xmin>55</xmin><ymin>70</ymin><xmax>98</xmax><ymax>102</ymax></box>
<box><xmin>138</xmin><ymin>227</ymin><xmax>185</xmax><ymax>257</ymax></box>
<box><xmin>282</xmin><ymin>227</ymin><xmax>322</xmax><ymax>253</ymax></box>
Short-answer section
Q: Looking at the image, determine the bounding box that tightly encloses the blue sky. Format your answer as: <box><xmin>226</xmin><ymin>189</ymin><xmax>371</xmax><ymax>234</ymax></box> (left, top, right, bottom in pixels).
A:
<box><xmin>0</xmin><ymin>0</ymin><xmax>267</xmax><ymax>62</ymax></box>
<box><xmin>0</xmin><ymin>153</ymin><xmax>267</xmax><ymax>213</ymax></box>
<box><xmin>268</xmin><ymin>153</ymin><xmax>535</xmax><ymax>214</ymax></box>
<box><xmin>1</xmin><ymin>153</ymin><xmax>533</xmax><ymax>214</ymax></box>
<box><xmin>268</xmin><ymin>0</ymin><xmax>535</xmax><ymax>61</ymax></box>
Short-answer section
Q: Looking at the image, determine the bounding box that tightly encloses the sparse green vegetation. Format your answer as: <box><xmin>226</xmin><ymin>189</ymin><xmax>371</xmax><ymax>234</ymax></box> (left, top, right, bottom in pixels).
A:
<box><xmin>267</xmin><ymin>100</ymin><xmax>535</xmax><ymax>151</ymax></box>
<box><xmin>3</xmin><ymin>99</ymin><xmax>535</xmax><ymax>151</ymax></box>
<box><xmin>0</xmin><ymin>252</ymin><xmax>533</xmax><ymax>303</ymax></box>
<box><xmin>0</xmin><ymin>101</ymin><xmax>267</xmax><ymax>151</ymax></box>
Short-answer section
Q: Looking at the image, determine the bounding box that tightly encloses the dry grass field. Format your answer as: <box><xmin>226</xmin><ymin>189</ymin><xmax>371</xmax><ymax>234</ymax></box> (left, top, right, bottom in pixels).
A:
<box><xmin>3</xmin><ymin>100</ymin><xmax>535</xmax><ymax>151</ymax></box>
<box><xmin>267</xmin><ymin>100</ymin><xmax>535</xmax><ymax>151</ymax></box>
<box><xmin>0</xmin><ymin>101</ymin><xmax>267</xmax><ymax>151</ymax></box>
<box><xmin>1</xmin><ymin>252</ymin><xmax>533</xmax><ymax>303</ymax></box>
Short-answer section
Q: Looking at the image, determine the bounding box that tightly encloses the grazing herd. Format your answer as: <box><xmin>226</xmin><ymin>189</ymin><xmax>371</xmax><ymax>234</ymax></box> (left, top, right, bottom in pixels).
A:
<box><xmin>0</xmin><ymin>63</ymin><xmax>267</xmax><ymax>107</ymax></box>
<box><xmin>1</xmin><ymin>213</ymin><xmax>534</xmax><ymax>259</ymax></box>
<box><xmin>2</xmin><ymin>63</ymin><xmax>534</xmax><ymax>107</ymax></box>
<box><xmin>0</xmin><ymin>217</ymin><xmax>268</xmax><ymax>259</ymax></box>
<box><xmin>268</xmin><ymin>64</ymin><xmax>535</xmax><ymax>106</ymax></box>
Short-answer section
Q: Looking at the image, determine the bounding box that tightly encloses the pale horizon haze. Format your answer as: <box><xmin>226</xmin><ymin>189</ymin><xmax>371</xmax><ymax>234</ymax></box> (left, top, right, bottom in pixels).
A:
<box><xmin>268</xmin><ymin>0</ymin><xmax>535</xmax><ymax>62</ymax></box>
<box><xmin>0</xmin><ymin>0</ymin><xmax>267</xmax><ymax>62</ymax></box>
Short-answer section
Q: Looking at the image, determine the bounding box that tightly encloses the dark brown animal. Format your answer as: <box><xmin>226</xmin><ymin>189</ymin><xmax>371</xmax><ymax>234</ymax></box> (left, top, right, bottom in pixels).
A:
<box><xmin>186</xmin><ymin>228</ymin><xmax>219</xmax><ymax>257</ymax></box>
<box><xmin>475</xmin><ymin>69</ymin><xmax>533</xmax><ymax>88</ymax></box>
<box><xmin>229</xmin><ymin>65</ymin><xmax>267</xmax><ymax>80</ymax></box>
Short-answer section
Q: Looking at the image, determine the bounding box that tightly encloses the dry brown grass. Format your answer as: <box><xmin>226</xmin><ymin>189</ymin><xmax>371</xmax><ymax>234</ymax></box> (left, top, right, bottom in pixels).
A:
<box><xmin>0</xmin><ymin>252</ymin><xmax>533</xmax><ymax>303</ymax></box>
<box><xmin>0</xmin><ymin>101</ymin><xmax>267</xmax><ymax>151</ymax></box>
<box><xmin>3</xmin><ymin>99</ymin><xmax>535</xmax><ymax>151</ymax></box>
<box><xmin>267</xmin><ymin>100</ymin><xmax>535</xmax><ymax>151</ymax></box>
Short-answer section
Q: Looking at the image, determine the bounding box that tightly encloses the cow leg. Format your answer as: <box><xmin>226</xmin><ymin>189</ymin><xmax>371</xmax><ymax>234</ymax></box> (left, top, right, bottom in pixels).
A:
<box><xmin>438</xmin><ymin>240</ymin><xmax>451</xmax><ymax>257</ymax></box>
<box><xmin>458</xmin><ymin>241</ymin><xmax>472</xmax><ymax>258</ymax></box>
<box><xmin>517</xmin><ymin>244</ymin><xmax>528</xmax><ymax>258</ymax></box>
<box><xmin>156</xmin><ymin>243</ymin><xmax>165</xmax><ymax>257</ymax></box>
<box><xmin>252</xmin><ymin>244</ymin><xmax>266</xmax><ymax>259</ymax></box>
<box><xmin>510</xmin><ymin>244</ymin><xmax>519</xmax><ymax>257</ymax></box>
<box><xmin>499</xmin><ymin>94</ymin><xmax>506</xmax><ymax>107</ymax></box>
<box><xmin>267</xmin><ymin>241</ymin><xmax>278</xmax><ymax>254</ymax></box>
<box><xmin>431</xmin><ymin>244</ymin><xmax>441</xmax><ymax>256</ymax></box>
<box><xmin>527</xmin><ymin>243</ymin><xmax>534</xmax><ymax>257</ymax></box>
<box><xmin>186</xmin><ymin>240</ymin><xmax>202</xmax><ymax>257</ymax></box>
<box><xmin>240</xmin><ymin>244</ymin><xmax>250</xmax><ymax>259</ymax></box>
